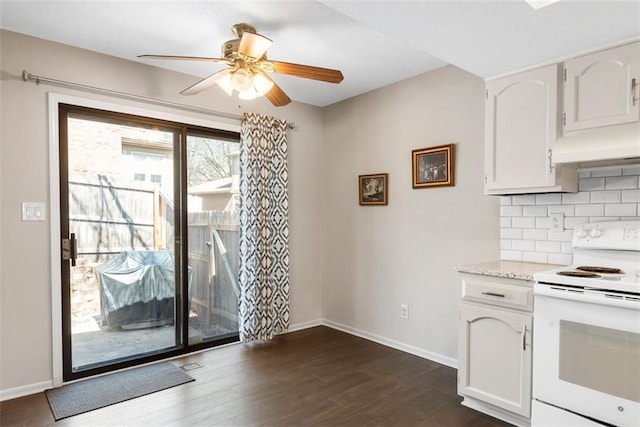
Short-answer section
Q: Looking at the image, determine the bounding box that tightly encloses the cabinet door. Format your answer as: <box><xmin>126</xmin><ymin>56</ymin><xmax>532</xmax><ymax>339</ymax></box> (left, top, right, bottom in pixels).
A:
<box><xmin>458</xmin><ymin>303</ymin><xmax>532</xmax><ymax>417</ymax></box>
<box><xmin>564</xmin><ymin>42</ymin><xmax>640</xmax><ymax>132</ymax></box>
<box><xmin>485</xmin><ymin>65</ymin><xmax>559</xmax><ymax>193</ymax></box>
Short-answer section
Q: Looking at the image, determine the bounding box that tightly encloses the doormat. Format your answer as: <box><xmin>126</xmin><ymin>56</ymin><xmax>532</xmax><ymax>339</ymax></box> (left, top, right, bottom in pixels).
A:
<box><xmin>45</xmin><ymin>362</ymin><xmax>194</xmax><ymax>421</ymax></box>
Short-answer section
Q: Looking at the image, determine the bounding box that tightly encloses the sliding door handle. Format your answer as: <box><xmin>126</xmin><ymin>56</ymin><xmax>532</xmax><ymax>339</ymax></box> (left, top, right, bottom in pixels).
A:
<box><xmin>62</xmin><ymin>233</ymin><xmax>77</xmax><ymax>266</ymax></box>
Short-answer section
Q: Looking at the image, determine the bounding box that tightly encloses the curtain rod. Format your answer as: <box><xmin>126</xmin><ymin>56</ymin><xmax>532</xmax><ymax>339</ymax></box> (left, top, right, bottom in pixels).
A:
<box><xmin>22</xmin><ymin>69</ymin><xmax>243</xmax><ymax>122</ymax></box>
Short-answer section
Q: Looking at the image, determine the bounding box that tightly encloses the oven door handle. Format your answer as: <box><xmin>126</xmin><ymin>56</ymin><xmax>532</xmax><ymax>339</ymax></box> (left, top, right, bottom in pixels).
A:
<box><xmin>534</xmin><ymin>283</ymin><xmax>640</xmax><ymax>310</ymax></box>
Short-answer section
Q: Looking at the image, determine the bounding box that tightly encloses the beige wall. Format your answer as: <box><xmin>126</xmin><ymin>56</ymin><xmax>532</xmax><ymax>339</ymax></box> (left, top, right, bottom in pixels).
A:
<box><xmin>322</xmin><ymin>66</ymin><xmax>499</xmax><ymax>363</ymax></box>
<box><xmin>0</xmin><ymin>30</ymin><xmax>324</xmax><ymax>396</ymax></box>
<box><xmin>1</xmin><ymin>30</ymin><xmax>500</xmax><ymax>398</ymax></box>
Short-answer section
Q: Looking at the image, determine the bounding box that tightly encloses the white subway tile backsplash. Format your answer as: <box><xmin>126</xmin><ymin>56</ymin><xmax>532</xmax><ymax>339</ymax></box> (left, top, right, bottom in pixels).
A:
<box><xmin>512</xmin><ymin>217</ymin><xmax>536</xmax><ymax>228</ymax></box>
<box><xmin>536</xmin><ymin>193</ymin><xmax>562</xmax><ymax>205</ymax></box>
<box><xmin>575</xmin><ymin>204</ymin><xmax>604</xmax><ymax>217</ymax></box>
<box><xmin>500</xmin><ymin>205</ymin><xmax>523</xmax><ymax>217</ymax></box>
<box><xmin>590</xmin><ymin>190</ymin><xmax>620</xmax><ymax>203</ymax></box>
<box><xmin>591</xmin><ymin>168</ymin><xmax>622</xmax><ymax>178</ymax></box>
<box><xmin>548</xmin><ymin>205</ymin><xmax>575</xmax><ymax>216</ymax></box>
<box><xmin>524</xmin><ymin>251</ymin><xmax>548</xmax><ymax>263</ymax></box>
<box><xmin>500</xmin><ymin>217</ymin><xmax>512</xmax><ymax>227</ymax></box>
<box><xmin>523</xmin><ymin>228</ymin><xmax>548</xmax><ymax>240</ymax></box>
<box><xmin>605</xmin><ymin>203</ymin><xmax>637</xmax><ymax>217</ymax></box>
<box><xmin>513</xmin><ymin>240</ymin><xmax>536</xmax><ymax>251</ymax></box>
<box><xmin>622</xmin><ymin>166</ymin><xmax>640</xmax><ymax>176</ymax></box>
<box><xmin>523</xmin><ymin>205</ymin><xmax>547</xmax><ymax>217</ymax></box>
<box><xmin>579</xmin><ymin>178</ymin><xmax>605</xmax><ymax>192</ymax></box>
<box><xmin>548</xmin><ymin>253</ymin><xmax>573</xmax><ymax>266</ymax></box>
<box><xmin>512</xmin><ymin>195</ymin><xmax>537</xmax><ymax>205</ymax></box>
<box><xmin>501</xmin><ymin>228</ymin><xmax>523</xmax><ymax>239</ymax></box>
<box><xmin>565</xmin><ymin>216</ymin><xmax>589</xmax><ymax>229</ymax></box>
<box><xmin>590</xmin><ymin>216</ymin><xmax>616</xmax><ymax>223</ymax></box>
<box><xmin>536</xmin><ymin>240</ymin><xmax>562</xmax><ymax>253</ymax></box>
<box><xmin>536</xmin><ymin>216</ymin><xmax>551</xmax><ymax>229</ymax></box>
<box><xmin>622</xmin><ymin>190</ymin><xmax>640</xmax><ymax>203</ymax></box>
<box><xmin>499</xmin><ymin>168</ymin><xmax>640</xmax><ymax>263</ymax></box>
<box><xmin>548</xmin><ymin>230</ymin><xmax>573</xmax><ymax>242</ymax></box>
<box><xmin>562</xmin><ymin>192</ymin><xmax>591</xmax><ymax>204</ymax></box>
<box><xmin>606</xmin><ymin>175</ymin><xmax>638</xmax><ymax>190</ymax></box>
<box><xmin>501</xmin><ymin>250</ymin><xmax>523</xmax><ymax>261</ymax></box>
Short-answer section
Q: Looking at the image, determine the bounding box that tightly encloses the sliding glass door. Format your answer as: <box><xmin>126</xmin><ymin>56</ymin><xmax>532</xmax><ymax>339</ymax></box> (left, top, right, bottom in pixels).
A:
<box><xmin>59</xmin><ymin>104</ymin><xmax>239</xmax><ymax>381</ymax></box>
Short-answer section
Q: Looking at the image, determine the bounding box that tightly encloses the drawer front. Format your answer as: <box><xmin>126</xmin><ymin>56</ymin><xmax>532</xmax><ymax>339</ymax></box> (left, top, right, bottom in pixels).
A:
<box><xmin>462</xmin><ymin>277</ymin><xmax>533</xmax><ymax>311</ymax></box>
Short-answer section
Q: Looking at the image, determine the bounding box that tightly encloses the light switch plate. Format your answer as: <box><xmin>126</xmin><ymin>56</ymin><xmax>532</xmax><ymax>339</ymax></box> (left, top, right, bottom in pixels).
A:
<box><xmin>22</xmin><ymin>202</ymin><xmax>46</xmax><ymax>221</ymax></box>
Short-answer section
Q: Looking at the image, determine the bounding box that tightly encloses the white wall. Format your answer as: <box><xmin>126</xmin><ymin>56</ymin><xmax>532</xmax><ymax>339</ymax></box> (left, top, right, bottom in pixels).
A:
<box><xmin>0</xmin><ymin>30</ymin><xmax>325</xmax><ymax>397</ymax></box>
<box><xmin>322</xmin><ymin>66</ymin><xmax>500</xmax><ymax>363</ymax></box>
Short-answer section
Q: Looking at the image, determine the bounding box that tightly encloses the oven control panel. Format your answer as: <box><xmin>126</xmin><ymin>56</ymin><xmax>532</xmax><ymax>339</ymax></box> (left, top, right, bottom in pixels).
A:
<box><xmin>573</xmin><ymin>220</ymin><xmax>640</xmax><ymax>250</ymax></box>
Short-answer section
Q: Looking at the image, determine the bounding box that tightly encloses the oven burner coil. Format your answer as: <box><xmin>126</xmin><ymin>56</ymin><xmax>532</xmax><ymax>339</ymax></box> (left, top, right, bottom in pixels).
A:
<box><xmin>576</xmin><ymin>266</ymin><xmax>624</xmax><ymax>274</ymax></box>
<box><xmin>557</xmin><ymin>271</ymin><xmax>601</xmax><ymax>278</ymax></box>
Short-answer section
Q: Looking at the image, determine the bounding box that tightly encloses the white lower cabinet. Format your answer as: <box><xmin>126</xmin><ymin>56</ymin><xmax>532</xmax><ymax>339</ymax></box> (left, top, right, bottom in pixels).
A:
<box><xmin>458</xmin><ymin>274</ymin><xmax>533</xmax><ymax>427</ymax></box>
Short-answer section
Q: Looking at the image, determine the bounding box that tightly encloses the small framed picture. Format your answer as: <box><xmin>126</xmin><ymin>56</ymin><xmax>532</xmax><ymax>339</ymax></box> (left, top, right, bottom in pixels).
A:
<box><xmin>359</xmin><ymin>173</ymin><xmax>388</xmax><ymax>206</ymax></box>
<box><xmin>412</xmin><ymin>143</ymin><xmax>455</xmax><ymax>188</ymax></box>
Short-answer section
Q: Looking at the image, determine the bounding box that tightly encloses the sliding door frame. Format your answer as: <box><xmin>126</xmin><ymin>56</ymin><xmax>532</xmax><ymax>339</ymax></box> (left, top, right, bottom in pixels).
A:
<box><xmin>49</xmin><ymin>93</ymin><xmax>241</xmax><ymax>385</ymax></box>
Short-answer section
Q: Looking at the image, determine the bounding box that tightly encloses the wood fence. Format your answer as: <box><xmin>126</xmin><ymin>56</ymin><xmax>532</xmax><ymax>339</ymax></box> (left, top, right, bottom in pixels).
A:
<box><xmin>69</xmin><ymin>179</ymin><xmax>238</xmax><ymax>332</ymax></box>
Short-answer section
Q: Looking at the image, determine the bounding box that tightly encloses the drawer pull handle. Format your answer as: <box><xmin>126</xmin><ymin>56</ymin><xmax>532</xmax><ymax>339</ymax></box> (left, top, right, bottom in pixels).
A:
<box><xmin>481</xmin><ymin>291</ymin><xmax>505</xmax><ymax>298</ymax></box>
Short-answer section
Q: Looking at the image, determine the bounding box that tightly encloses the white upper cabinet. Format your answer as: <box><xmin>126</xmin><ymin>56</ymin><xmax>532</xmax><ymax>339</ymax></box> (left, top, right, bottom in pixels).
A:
<box><xmin>484</xmin><ymin>64</ymin><xmax>578</xmax><ymax>195</ymax></box>
<box><xmin>564</xmin><ymin>42</ymin><xmax>640</xmax><ymax>132</ymax></box>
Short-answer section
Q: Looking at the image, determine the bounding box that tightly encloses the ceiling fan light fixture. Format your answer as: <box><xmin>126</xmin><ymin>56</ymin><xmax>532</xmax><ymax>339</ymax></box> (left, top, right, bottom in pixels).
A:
<box><xmin>230</xmin><ymin>68</ymin><xmax>253</xmax><ymax>92</ymax></box>
<box><xmin>252</xmin><ymin>70</ymin><xmax>274</xmax><ymax>96</ymax></box>
<box><xmin>140</xmin><ymin>23</ymin><xmax>342</xmax><ymax>107</ymax></box>
<box><xmin>238</xmin><ymin>87</ymin><xmax>258</xmax><ymax>100</ymax></box>
<box><xmin>215</xmin><ymin>70</ymin><xmax>234</xmax><ymax>96</ymax></box>
<box><xmin>238</xmin><ymin>32</ymin><xmax>273</xmax><ymax>59</ymax></box>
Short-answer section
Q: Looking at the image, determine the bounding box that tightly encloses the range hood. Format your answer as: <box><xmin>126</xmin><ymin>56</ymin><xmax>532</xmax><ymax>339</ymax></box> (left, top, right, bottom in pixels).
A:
<box><xmin>553</xmin><ymin>122</ymin><xmax>640</xmax><ymax>168</ymax></box>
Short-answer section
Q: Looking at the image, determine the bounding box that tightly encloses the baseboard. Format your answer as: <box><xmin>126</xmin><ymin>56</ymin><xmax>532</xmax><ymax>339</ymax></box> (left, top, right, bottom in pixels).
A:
<box><xmin>0</xmin><ymin>380</ymin><xmax>52</xmax><ymax>402</ymax></box>
<box><xmin>320</xmin><ymin>319</ymin><xmax>458</xmax><ymax>369</ymax></box>
<box><xmin>289</xmin><ymin>318</ymin><xmax>324</xmax><ymax>332</ymax></box>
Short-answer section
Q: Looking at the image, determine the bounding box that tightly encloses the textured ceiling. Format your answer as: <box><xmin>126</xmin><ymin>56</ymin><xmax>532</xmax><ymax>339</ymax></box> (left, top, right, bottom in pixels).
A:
<box><xmin>1</xmin><ymin>0</ymin><xmax>639</xmax><ymax>107</ymax></box>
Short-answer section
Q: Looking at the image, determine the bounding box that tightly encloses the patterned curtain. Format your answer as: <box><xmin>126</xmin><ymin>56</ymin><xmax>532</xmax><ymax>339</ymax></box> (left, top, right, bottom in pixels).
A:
<box><xmin>238</xmin><ymin>112</ymin><xmax>290</xmax><ymax>342</ymax></box>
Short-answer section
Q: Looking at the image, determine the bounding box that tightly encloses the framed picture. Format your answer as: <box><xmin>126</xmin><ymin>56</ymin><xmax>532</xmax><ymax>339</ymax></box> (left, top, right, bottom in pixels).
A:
<box><xmin>359</xmin><ymin>173</ymin><xmax>388</xmax><ymax>205</ymax></box>
<box><xmin>412</xmin><ymin>143</ymin><xmax>455</xmax><ymax>188</ymax></box>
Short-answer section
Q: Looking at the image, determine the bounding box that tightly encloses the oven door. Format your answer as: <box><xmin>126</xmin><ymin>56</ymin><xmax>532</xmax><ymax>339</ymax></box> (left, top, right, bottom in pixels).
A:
<box><xmin>533</xmin><ymin>286</ymin><xmax>640</xmax><ymax>427</ymax></box>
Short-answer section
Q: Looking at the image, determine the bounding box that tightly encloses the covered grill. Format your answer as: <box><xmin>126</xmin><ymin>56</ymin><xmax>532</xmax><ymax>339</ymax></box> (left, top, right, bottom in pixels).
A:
<box><xmin>96</xmin><ymin>250</ymin><xmax>191</xmax><ymax>328</ymax></box>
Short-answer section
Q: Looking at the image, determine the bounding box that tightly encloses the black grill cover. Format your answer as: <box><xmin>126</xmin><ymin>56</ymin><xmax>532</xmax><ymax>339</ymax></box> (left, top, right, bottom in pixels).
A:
<box><xmin>97</xmin><ymin>250</ymin><xmax>191</xmax><ymax>328</ymax></box>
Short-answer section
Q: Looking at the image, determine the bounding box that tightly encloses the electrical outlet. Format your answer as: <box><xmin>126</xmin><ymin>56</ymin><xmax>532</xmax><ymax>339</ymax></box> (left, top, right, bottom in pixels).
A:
<box><xmin>550</xmin><ymin>212</ymin><xmax>564</xmax><ymax>231</ymax></box>
<box><xmin>400</xmin><ymin>304</ymin><xmax>409</xmax><ymax>319</ymax></box>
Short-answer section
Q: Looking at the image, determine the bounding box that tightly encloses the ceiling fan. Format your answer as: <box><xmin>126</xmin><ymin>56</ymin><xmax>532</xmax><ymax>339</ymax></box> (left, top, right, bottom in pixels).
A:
<box><xmin>138</xmin><ymin>23</ymin><xmax>344</xmax><ymax>107</ymax></box>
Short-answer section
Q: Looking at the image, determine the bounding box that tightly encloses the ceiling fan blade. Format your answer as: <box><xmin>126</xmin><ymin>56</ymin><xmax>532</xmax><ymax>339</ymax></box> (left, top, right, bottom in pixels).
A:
<box><xmin>238</xmin><ymin>32</ymin><xmax>272</xmax><ymax>59</ymax></box>
<box><xmin>138</xmin><ymin>54</ymin><xmax>227</xmax><ymax>63</ymax></box>
<box><xmin>263</xmin><ymin>76</ymin><xmax>291</xmax><ymax>107</ymax></box>
<box><xmin>272</xmin><ymin>61</ymin><xmax>344</xmax><ymax>84</ymax></box>
<box><xmin>180</xmin><ymin>69</ymin><xmax>231</xmax><ymax>96</ymax></box>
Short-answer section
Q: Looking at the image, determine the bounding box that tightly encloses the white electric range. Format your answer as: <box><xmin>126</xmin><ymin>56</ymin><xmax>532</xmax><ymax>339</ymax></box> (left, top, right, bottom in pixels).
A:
<box><xmin>532</xmin><ymin>220</ymin><xmax>640</xmax><ymax>427</ymax></box>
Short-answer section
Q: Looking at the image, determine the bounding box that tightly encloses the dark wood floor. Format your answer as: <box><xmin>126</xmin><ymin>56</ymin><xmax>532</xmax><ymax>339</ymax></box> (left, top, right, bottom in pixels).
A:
<box><xmin>0</xmin><ymin>326</ymin><xmax>510</xmax><ymax>426</ymax></box>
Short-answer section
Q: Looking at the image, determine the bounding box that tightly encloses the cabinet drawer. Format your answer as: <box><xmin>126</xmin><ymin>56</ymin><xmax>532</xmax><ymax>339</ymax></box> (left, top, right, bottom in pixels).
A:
<box><xmin>462</xmin><ymin>277</ymin><xmax>533</xmax><ymax>311</ymax></box>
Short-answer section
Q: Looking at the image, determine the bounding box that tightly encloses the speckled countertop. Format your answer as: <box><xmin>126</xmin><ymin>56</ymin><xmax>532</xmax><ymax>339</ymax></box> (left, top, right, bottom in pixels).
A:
<box><xmin>456</xmin><ymin>260</ymin><xmax>565</xmax><ymax>281</ymax></box>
